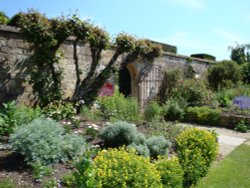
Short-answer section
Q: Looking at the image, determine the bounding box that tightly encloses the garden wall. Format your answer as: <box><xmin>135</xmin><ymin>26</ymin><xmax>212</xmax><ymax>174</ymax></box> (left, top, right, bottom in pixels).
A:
<box><xmin>0</xmin><ymin>25</ymin><xmax>213</xmax><ymax>105</ymax></box>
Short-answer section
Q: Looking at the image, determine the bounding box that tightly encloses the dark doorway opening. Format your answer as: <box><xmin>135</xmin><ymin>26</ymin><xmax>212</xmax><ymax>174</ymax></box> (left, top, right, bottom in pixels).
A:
<box><xmin>119</xmin><ymin>67</ymin><xmax>131</xmax><ymax>97</ymax></box>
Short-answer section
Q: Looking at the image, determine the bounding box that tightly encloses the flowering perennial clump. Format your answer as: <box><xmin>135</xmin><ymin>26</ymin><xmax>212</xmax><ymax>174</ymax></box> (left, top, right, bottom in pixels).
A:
<box><xmin>90</xmin><ymin>148</ymin><xmax>163</xmax><ymax>188</ymax></box>
<box><xmin>233</xmin><ymin>96</ymin><xmax>250</xmax><ymax>109</ymax></box>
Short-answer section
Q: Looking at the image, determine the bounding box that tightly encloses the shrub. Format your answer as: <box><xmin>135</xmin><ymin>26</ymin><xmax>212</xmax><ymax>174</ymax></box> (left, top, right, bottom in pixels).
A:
<box><xmin>10</xmin><ymin>118</ymin><xmax>86</xmax><ymax>165</ymax></box>
<box><xmin>99</xmin><ymin>121</ymin><xmax>138</xmax><ymax>147</ymax></box>
<box><xmin>88</xmin><ymin>148</ymin><xmax>163</xmax><ymax>188</ymax></box>
<box><xmin>155</xmin><ymin>157</ymin><xmax>184</xmax><ymax>188</ymax></box>
<box><xmin>184</xmin><ymin>106</ymin><xmax>221</xmax><ymax>126</ymax></box>
<box><xmin>146</xmin><ymin>136</ymin><xmax>170</xmax><ymax>158</ymax></box>
<box><xmin>234</xmin><ymin>120</ymin><xmax>248</xmax><ymax>133</ymax></box>
<box><xmin>215</xmin><ymin>91</ymin><xmax>233</xmax><ymax>107</ymax></box>
<box><xmin>97</xmin><ymin>87</ymin><xmax>140</xmax><ymax>122</ymax></box>
<box><xmin>43</xmin><ymin>101</ymin><xmax>76</xmax><ymax>121</ymax></box>
<box><xmin>144</xmin><ymin>101</ymin><xmax>164</xmax><ymax>121</ymax></box>
<box><xmin>176</xmin><ymin>128</ymin><xmax>218</xmax><ymax>187</ymax></box>
<box><xmin>127</xmin><ymin>143</ymin><xmax>150</xmax><ymax>157</ymax></box>
<box><xmin>133</xmin><ymin>132</ymin><xmax>146</xmax><ymax>145</ymax></box>
<box><xmin>241</xmin><ymin>62</ymin><xmax>250</xmax><ymax>84</ymax></box>
<box><xmin>163</xmin><ymin>97</ymin><xmax>187</xmax><ymax>121</ymax></box>
<box><xmin>0</xmin><ymin>101</ymin><xmax>41</xmax><ymax>137</ymax></box>
<box><xmin>173</xmin><ymin>79</ymin><xmax>210</xmax><ymax>106</ymax></box>
<box><xmin>208</xmin><ymin>60</ymin><xmax>241</xmax><ymax>90</ymax></box>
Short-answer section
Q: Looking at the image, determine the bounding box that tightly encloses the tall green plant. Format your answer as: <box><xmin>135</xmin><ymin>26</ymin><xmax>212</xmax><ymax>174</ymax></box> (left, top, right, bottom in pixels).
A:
<box><xmin>97</xmin><ymin>87</ymin><xmax>140</xmax><ymax>122</ymax></box>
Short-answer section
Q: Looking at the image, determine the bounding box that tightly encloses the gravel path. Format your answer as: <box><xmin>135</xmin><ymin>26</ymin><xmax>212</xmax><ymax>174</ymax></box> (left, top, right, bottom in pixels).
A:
<box><xmin>179</xmin><ymin>123</ymin><xmax>250</xmax><ymax>158</ymax></box>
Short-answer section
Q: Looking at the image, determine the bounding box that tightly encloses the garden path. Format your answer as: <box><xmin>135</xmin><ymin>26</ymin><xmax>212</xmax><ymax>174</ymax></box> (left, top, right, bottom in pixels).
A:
<box><xmin>179</xmin><ymin>123</ymin><xmax>250</xmax><ymax>158</ymax></box>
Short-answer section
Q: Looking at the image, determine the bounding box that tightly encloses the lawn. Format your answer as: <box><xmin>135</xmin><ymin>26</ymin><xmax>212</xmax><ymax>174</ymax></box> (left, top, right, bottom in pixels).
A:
<box><xmin>195</xmin><ymin>141</ymin><xmax>250</xmax><ymax>188</ymax></box>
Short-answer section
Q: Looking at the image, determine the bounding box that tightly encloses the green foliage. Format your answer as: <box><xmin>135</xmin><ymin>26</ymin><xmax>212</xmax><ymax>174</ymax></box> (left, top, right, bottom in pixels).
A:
<box><xmin>144</xmin><ymin>100</ymin><xmax>164</xmax><ymax>121</ymax></box>
<box><xmin>97</xmin><ymin>88</ymin><xmax>140</xmax><ymax>122</ymax></box>
<box><xmin>127</xmin><ymin>143</ymin><xmax>150</xmax><ymax>157</ymax></box>
<box><xmin>229</xmin><ymin>43</ymin><xmax>250</xmax><ymax>65</ymax></box>
<box><xmin>0</xmin><ymin>101</ymin><xmax>41</xmax><ymax>137</ymax></box>
<box><xmin>43</xmin><ymin>178</ymin><xmax>58</xmax><ymax>188</ymax></box>
<box><xmin>146</xmin><ymin>136</ymin><xmax>170</xmax><ymax>158</ymax></box>
<box><xmin>0</xmin><ymin>11</ymin><xmax>9</xmax><ymax>24</ymax></box>
<box><xmin>173</xmin><ymin>79</ymin><xmax>211</xmax><ymax>106</ymax></box>
<box><xmin>159</xmin><ymin>69</ymin><xmax>182</xmax><ymax>103</ymax></box>
<box><xmin>88</xmin><ymin>25</ymin><xmax>110</xmax><ymax>50</ymax></box>
<box><xmin>43</xmin><ymin>101</ymin><xmax>76</xmax><ymax>121</ymax></box>
<box><xmin>87</xmin><ymin>148</ymin><xmax>163</xmax><ymax>188</ymax></box>
<box><xmin>74</xmin><ymin>149</ymin><xmax>98</xmax><ymax>188</ymax></box>
<box><xmin>163</xmin><ymin>97</ymin><xmax>187</xmax><ymax>121</ymax></box>
<box><xmin>0</xmin><ymin>179</ymin><xmax>15</xmax><ymax>188</ymax></box>
<box><xmin>176</xmin><ymin>128</ymin><xmax>218</xmax><ymax>187</ymax></box>
<box><xmin>31</xmin><ymin>162</ymin><xmax>53</xmax><ymax>180</ymax></box>
<box><xmin>215</xmin><ymin>91</ymin><xmax>233</xmax><ymax>107</ymax></box>
<box><xmin>214</xmin><ymin>85</ymin><xmax>250</xmax><ymax>107</ymax></box>
<box><xmin>184</xmin><ymin>106</ymin><xmax>221</xmax><ymax>126</ymax></box>
<box><xmin>241</xmin><ymin>62</ymin><xmax>250</xmax><ymax>84</ymax></box>
<box><xmin>99</xmin><ymin>121</ymin><xmax>138</xmax><ymax>147</ymax></box>
<box><xmin>234</xmin><ymin>120</ymin><xmax>248</xmax><ymax>133</ymax></box>
<box><xmin>80</xmin><ymin>105</ymin><xmax>101</xmax><ymax>121</ymax></box>
<box><xmin>208</xmin><ymin>60</ymin><xmax>242</xmax><ymax>90</ymax></box>
<box><xmin>155</xmin><ymin>157</ymin><xmax>184</xmax><ymax>188</ymax></box>
<box><xmin>143</xmin><ymin>121</ymin><xmax>184</xmax><ymax>145</ymax></box>
<box><xmin>184</xmin><ymin>64</ymin><xmax>195</xmax><ymax>79</ymax></box>
<box><xmin>10</xmin><ymin>118</ymin><xmax>86</xmax><ymax>165</ymax></box>
<box><xmin>61</xmin><ymin>174</ymin><xmax>76</xmax><ymax>187</ymax></box>
<box><xmin>8</xmin><ymin>10</ymin><xmax>74</xmax><ymax>106</ymax></box>
<box><xmin>115</xmin><ymin>33</ymin><xmax>136</xmax><ymax>52</ymax></box>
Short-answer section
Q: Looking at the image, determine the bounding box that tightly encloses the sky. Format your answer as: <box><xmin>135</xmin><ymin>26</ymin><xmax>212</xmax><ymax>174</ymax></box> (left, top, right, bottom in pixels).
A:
<box><xmin>0</xmin><ymin>0</ymin><xmax>249</xmax><ymax>61</ymax></box>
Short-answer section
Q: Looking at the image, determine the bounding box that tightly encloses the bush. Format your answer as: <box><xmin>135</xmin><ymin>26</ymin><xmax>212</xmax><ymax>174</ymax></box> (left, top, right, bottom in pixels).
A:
<box><xmin>0</xmin><ymin>101</ymin><xmax>41</xmax><ymax>137</ymax></box>
<box><xmin>146</xmin><ymin>136</ymin><xmax>170</xmax><ymax>158</ymax></box>
<box><xmin>234</xmin><ymin>120</ymin><xmax>248</xmax><ymax>133</ymax></box>
<box><xmin>184</xmin><ymin>106</ymin><xmax>221</xmax><ymax>126</ymax></box>
<box><xmin>173</xmin><ymin>79</ymin><xmax>210</xmax><ymax>106</ymax></box>
<box><xmin>87</xmin><ymin>148</ymin><xmax>163</xmax><ymax>188</ymax></box>
<box><xmin>208</xmin><ymin>60</ymin><xmax>242</xmax><ymax>90</ymax></box>
<box><xmin>99</xmin><ymin>121</ymin><xmax>138</xmax><ymax>147</ymax></box>
<box><xmin>97</xmin><ymin>87</ymin><xmax>140</xmax><ymax>122</ymax></box>
<box><xmin>164</xmin><ymin>97</ymin><xmax>187</xmax><ymax>121</ymax></box>
<box><xmin>127</xmin><ymin>143</ymin><xmax>150</xmax><ymax>157</ymax></box>
<box><xmin>155</xmin><ymin>157</ymin><xmax>184</xmax><ymax>188</ymax></box>
<box><xmin>241</xmin><ymin>62</ymin><xmax>250</xmax><ymax>84</ymax></box>
<box><xmin>176</xmin><ymin>128</ymin><xmax>218</xmax><ymax>187</ymax></box>
<box><xmin>144</xmin><ymin>101</ymin><xmax>164</xmax><ymax>121</ymax></box>
<box><xmin>10</xmin><ymin>118</ymin><xmax>86</xmax><ymax>165</ymax></box>
<box><xmin>43</xmin><ymin>101</ymin><xmax>76</xmax><ymax>121</ymax></box>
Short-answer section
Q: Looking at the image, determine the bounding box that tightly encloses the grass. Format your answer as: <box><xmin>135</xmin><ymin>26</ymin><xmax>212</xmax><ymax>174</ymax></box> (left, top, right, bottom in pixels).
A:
<box><xmin>195</xmin><ymin>141</ymin><xmax>250</xmax><ymax>188</ymax></box>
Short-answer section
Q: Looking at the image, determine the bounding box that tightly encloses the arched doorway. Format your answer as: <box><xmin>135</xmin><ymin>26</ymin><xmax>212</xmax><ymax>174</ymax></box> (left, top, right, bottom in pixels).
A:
<box><xmin>119</xmin><ymin>67</ymin><xmax>131</xmax><ymax>97</ymax></box>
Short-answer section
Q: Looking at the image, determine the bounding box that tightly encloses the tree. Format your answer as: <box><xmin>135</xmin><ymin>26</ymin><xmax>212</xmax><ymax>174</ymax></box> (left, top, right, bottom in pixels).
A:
<box><xmin>207</xmin><ymin>60</ymin><xmax>241</xmax><ymax>90</ymax></box>
<box><xmin>0</xmin><ymin>11</ymin><xmax>9</xmax><ymax>24</ymax></box>
<box><xmin>229</xmin><ymin>43</ymin><xmax>250</xmax><ymax>65</ymax></box>
<box><xmin>8</xmin><ymin>11</ymin><xmax>162</xmax><ymax>106</ymax></box>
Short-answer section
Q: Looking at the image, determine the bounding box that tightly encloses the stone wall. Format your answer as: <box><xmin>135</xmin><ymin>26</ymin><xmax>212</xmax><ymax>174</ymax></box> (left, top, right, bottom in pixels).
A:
<box><xmin>0</xmin><ymin>25</ymin><xmax>213</xmax><ymax>105</ymax></box>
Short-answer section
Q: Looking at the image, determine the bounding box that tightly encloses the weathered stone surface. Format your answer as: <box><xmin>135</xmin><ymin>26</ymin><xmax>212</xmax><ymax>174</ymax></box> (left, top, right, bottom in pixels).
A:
<box><xmin>0</xmin><ymin>25</ymin><xmax>212</xmax><ymax>106</ymax></box>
